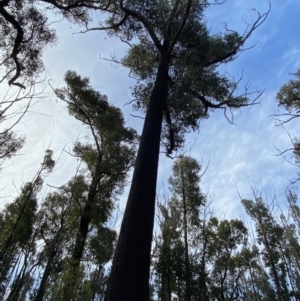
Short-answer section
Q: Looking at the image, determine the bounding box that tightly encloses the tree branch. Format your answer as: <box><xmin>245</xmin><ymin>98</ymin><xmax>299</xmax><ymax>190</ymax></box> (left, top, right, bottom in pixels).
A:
<box><xmin>204</xmin><ymin>3</ymin><xmax>271</xmax><ymax>67</ymax></box>
<box><xmin>167</xmin><ymin>0</ymin><xmax>193</xmax><ymax>54</ymax></box>
<box><xmin>77</xmin><ymin>13</ymin><xmax>129</xmax><ymax>33</ymax></box>
<box><xmin>119</xmin><ymin>0</ymin><xmax>163</xmax><ymax>52</ymax></box>
<box><xmin>41</xmin><ymin>0</ymin><xmax>107</xmax><ymax>11</ymax></box>
<box><xmin>165</xmin><ymin>0</ymin><xmax>180</xmax><ymax>39</ymax></box>
<box><xmin>0</xmin><ymin>4</ymin><xmax>25</xmax><ymax>88</ymax></box>
<box><xmin>164</xmin><ymin>104</ymin><xmax>175</xmax><ymax>155</ymax></box>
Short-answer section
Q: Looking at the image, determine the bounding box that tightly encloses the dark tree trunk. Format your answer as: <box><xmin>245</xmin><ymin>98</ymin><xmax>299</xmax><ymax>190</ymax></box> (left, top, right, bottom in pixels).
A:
<box><xmin>105</xmin><ymin>53</ymin><xmax>170</xmax><ymax>301</ymax></box>
<box><xmin>33</xmin><ymin>218</ymin><xmax>65</xmax><ymax>301</ymax></box>
<box><xmin>262</xmin><ymin>233</ymin><xmax>283</xmax><ymax>301</ymax></box>
<box><xmin>72</xmin><ymin>159</ymin><xmax>102</xmax><ymax>267</ymax></box>
<box><xmin>63</xmin><ymin>159</ymin><xmax>102</xmax><ymax>301</ymax></box>
<box><xmin>33</xmin><ymin>246</ymin><xmax>57</xmax><ymax>301</ymax></box>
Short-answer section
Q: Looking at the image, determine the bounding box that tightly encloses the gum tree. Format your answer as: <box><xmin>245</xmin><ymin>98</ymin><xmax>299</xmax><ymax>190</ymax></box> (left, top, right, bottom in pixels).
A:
<box><xmin>54</xmin><ymin>71</ymin><xmax>137</xmax><ymax>301</ymax></box>
<box><xmin>88</xmin><ymin>2</ymin><xmax>269</xmax><ymax>300</ymax></box>
<box><xmin>168</xmin><ymin>157</ymin><xmax>205</xmax><ymax>301</ymax></box>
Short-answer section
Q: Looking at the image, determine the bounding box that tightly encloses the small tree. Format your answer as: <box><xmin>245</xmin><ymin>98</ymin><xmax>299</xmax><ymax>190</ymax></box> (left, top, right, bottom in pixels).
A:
<box><xmin>0</xmin><ymin>150</ymin><xmax>54</xmax><ymax>299</ymax></box>
<box><xmin>168</xmin><ymin>156</ymin><xmax>205</xmax><ymax>301</ymax></box>
<box><xmin>242</xmin><ymin>198</ymin><xmax>289</xmax><ymax>301</ymax></box>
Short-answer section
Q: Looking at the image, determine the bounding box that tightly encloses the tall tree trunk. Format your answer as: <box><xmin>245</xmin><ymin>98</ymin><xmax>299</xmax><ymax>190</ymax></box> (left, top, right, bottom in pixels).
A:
<box><xmin>105</xmin><ymin>53</ymin><xmax>170</xmax><ymax>301</ymax></box>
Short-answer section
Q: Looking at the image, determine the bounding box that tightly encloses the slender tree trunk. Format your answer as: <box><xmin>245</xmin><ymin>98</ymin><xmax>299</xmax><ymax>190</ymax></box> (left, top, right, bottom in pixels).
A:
<box><xmin>90</xmin><ymin>265</ymin><xmax>102</xmax><ymax>301</ymax></box>
<box><xmin>33</xmin><ymin>220</ymin><xmax>64</xmax><ymax>301</ymax></box>
<box><xmin>249</xmin><ymin>265</ymin><xmax>259</xmax><ymax>301</ymax></box>
<box><xmin>105</xmin><ymin>53</ymin><xmax>170</xmax><ymax>301</ymax></box>
<box><xmin>72</xmin><ymin>158</ymin><xmax>102</xmax><ymax>267</ymax></box>
<box><xmin>262</xmin><ymin>233</ymin><xmax>283</xmax><ymax>301</ymax></box>
<box><xmin>200</xmin><ymin>229</ymin><xmax>207</xmax><ymax>300</ymax></box>
<box><xmin>7</xmin><ymin>250</ymin><xmax>29</xmax><ymax>301</ymax></box>
<box><xmin>182</xmin><ymin>198</ymin><xmax>191</xmax><ymax>301</ymax></box>
<box><xmin>62</xmin><ymin>158</ymin><xmax>102</xmax><ymax>301</ymax></box>
<box><xmin>167</xmin><ymin>269</ymin><xmax>172</xmax><ymax>301</ymax></box>
<box><xmin>33</xmin><ymin>246</ymin><xmax>57</xmax><ymax>301</ymax></box>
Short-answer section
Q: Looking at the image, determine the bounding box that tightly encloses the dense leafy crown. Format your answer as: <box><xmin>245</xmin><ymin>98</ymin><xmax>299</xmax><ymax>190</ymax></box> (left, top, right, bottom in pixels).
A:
<box><xmin>94</xmin><ymin>0</ymin><xmax>264</xmax><ymax>153</ymax></box>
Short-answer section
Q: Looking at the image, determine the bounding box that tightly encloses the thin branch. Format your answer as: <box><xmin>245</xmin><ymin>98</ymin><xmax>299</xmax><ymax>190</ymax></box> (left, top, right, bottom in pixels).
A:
<box><xmin>204</xmin><ymin>3</ymin><xmax>271</xmax><ymax>67</ymax></box>
<box><xmin>168</xmin><ymin>0</ymin><xmax>193</xmax><ymax>55</ymax></box>
<box><xmin>129</xmin><ymin>114</ymin><xmax>145</xmax><ymax>119</ymax></box>
<box><xmin>41</xmin><ymin>0</ymin><xmax>107</xmax><ymax>11</ymax></box>
<box><xmin>76</xmin><ymin>13</ymin><xmax>129</xmax><ymax>34</ymax></box>
<box><xmin>165</xmin><ymin>0</ymin><xmax>180</xmax><ymax>39</ymax></box>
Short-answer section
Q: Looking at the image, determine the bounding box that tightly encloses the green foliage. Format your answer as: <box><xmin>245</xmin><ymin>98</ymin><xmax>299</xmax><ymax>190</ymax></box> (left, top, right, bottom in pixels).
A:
<box><xmin>276</xmin><ymin>69</ymin><xmax>300</xmax><ymax>113</ymax></box>
<box><xmin>0</xmin><ymin>131</ymin><xmax>25</xmax><ymax>171</ymax></box>
<box><xmin>0</xmin><ymin>150</ymin><xmax>54</xmax><ymax>299</ymax></box>
<box><xmin>0</xmin><ymin>0</ymin><xmax>100</xmax><ymax>87</ymax></box>
<box><xmin>168</xmin><ymin>156</ymin><xmax>205</xmax><ymax>227</ymax></box>
<box><xmin>0</xmin><ymin>0</ymin><xmax>56</xmax><ymax>87</ymax></box>
<box><xmin>105</xmin><ymin>0</ymin><xmax>259</xmax><ymax>152</ymax></box>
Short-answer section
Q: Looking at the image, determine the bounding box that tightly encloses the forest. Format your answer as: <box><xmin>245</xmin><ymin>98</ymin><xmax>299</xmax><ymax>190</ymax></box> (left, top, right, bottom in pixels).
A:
<box><xmin>0</xmin><ymin>1</ymin><xmax>300</xmax><ymax>300</ymax></box>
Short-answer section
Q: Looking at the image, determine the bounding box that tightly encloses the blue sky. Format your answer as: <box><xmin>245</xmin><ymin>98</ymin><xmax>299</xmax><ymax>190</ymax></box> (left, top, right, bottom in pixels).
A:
<box><xmin>1</xmin><ymin>0</ymin><xmax>300</xmax><ymax>220</ymax></box>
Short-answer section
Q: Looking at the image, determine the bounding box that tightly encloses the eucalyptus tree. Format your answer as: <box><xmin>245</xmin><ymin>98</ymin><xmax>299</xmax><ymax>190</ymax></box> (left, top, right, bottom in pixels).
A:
<box><xmin>276</xmin><ymin>69</ymin><xmax>300</xmax><ymax>124</ymax></box>
<box><xmin>153</xmin><ymin>202</ymin><xmax>186</xmax><ymax>301</ymax></box>
<box><xmin>0</xmin><ymin>0</ymin><xmax>101</xmax><ymax>88</ymax></box>
<box><xmin>32</xmin><ymin>190</ymin><xmax>72</xmax><ymax>301</ymax></box>
<box><xmin>242</xmin><ymin>198</ymin><xmax>290</xmax><ymax>301</ymax></box>
<box><xmin>204</xmin><ymin>217</ymin><xmax>249</xmax><ymax>301</ymax></box>
<box><xmin>0</xmin><ymin>82</ymin><xmax>48</xmax><ymax>172</ymax></box>
<box><xmin>278</xmin><ymin>215</ymin><xmax>300</xmax><ymax>300</ymax></box>
<box><xmin>85</xmin><ymin>2</ymin><xmax>270</xmax><ymax>299</ymax></box>
<box><xmin>276</xmin><ymin>69</ymin><xmax>300</xmax><ymax>171</ymax></box>
<box><xmin>54</xmin><ymin>71</ymin><xmax>137</xmax><ymax>301</ymax></box>
<box><xmin>168</xmin><ymin>156</ymin><xmax>205</xmax><ymax>301</ymax></box>
<box><xmin>243</xmin><ymin>264</ymin><xmax>277</xmax><ymax>301</ymax></box>
<box><xmin>33</xmin><ymin>178</ymin><xmax>117</xmax><ymax>301</ymax></box>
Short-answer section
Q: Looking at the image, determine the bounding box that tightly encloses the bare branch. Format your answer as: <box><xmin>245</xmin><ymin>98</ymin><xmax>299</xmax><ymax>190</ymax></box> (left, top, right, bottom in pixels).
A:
<box><xmin>204</xmin><ymin>2</ymin><xmax>271</xmax><ymax>67</ymax></box>
<box><xmin>129</xmin><ymin>114</ymin><xmax>145</xmax><ymax>120</ymax></box>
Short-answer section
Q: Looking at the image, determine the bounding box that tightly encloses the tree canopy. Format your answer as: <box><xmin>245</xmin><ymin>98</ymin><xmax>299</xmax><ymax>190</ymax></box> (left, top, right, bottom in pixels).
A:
<box><xmin>4</xmin><ymin>1</ymin><xmax>300</xmax><ymax>301</ymax></box>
